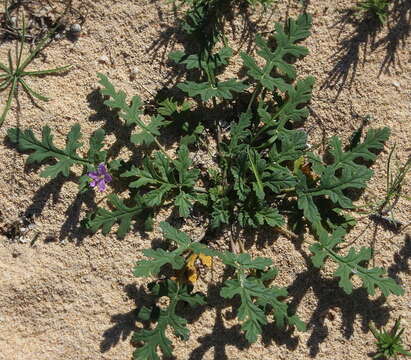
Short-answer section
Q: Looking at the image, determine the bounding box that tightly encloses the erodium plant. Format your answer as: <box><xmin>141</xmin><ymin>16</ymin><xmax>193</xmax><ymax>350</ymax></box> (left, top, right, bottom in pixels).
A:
<box><xmin>8</xmin><ymin>14</ymin><xmax>405</xmax><ymax>360</ymax></box>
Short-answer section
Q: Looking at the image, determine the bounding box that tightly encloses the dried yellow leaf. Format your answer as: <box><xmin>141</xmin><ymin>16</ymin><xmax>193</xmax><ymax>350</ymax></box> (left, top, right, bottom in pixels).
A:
<box><xmin>178</xmin><ymin>253</ymin><xmax>213</xmax><ymax>284</ymax></box>
<box><xmin>198</xmin><ymin>253</ymin><xmax>213</xmax><ymax>267</ymax></box>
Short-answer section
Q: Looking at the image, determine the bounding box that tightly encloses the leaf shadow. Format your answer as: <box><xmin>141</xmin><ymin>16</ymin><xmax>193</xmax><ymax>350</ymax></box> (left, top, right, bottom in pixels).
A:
<box><xmin>86</xmin><ymin>88</ymin><xmax>141</xmax><ymax>160</ymax></box>
<box><xmin>147</xmin><ymin>0</ymin><xmax>277</xmax><ymax>87</ymax></box>
<box><xmin>58</xmin><ymin>190</ymin><xmax>96</xmax><ymax>244</ymax></box>
<box><xmin>187</xmin><ymin>282</ymin><xmax>249</xmax><ymax>360</ymax></box>
<box><xmin>188</xmin><ymin>273</ymin><xmax>302</xmax><ymax>359</ymax></box>
<box><xmin>322</xmin><ymin>0</ymin><xmax>410</xmax><ymax>98</ymax></box>
<box><xmin>3</xmin><ymin>133</ymin><xmax>96</xmax><ymax>244</ymax></box>
<box><xmin>368</xmin><ymin>214</ymin><xmax>403</xmax><ymax>233</ymax></box>
<box><xmin>21</xmin><ymin>176</ymin><xmax>67</xmax><ymax>219</ymax></box>
<box><xmin>387</xmin><ymin>233</ymin><xmax>411</xmax><ymax>284</ymax></box>
<box><xmin>100</xmin><ymin>284</ymin><xmax>154</xmax><ymax>353</ymax></box>
<box><xmin>261</xmin><ymin>322</ymin><xmax>300</xmax><ymax>350</ymax></box>
<box><xmin>287</xmin><ymin>253</ymin><xmax>391</xmax><ymax>357</ymax></box>
<box><xmin>242</xmin><ymin>227</ymin><xmax>283</xmax><ymax>250</ymax></box>
<box><xmin>188</xmin><ymin>310</ymin><xmax>248</xmax><ymax>360</ymax></box>
<box><xmin>321</xmin><ymin>9</ymin><xmax>380</xmax><ymax>99</ymax></box>
<box><xmin>375</xmin><ymin>0</ymin><xmax>411</xmax><ymax>75</ymax></box>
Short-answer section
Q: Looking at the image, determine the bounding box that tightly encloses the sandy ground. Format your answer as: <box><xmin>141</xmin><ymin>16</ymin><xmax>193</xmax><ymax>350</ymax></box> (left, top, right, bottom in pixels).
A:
<box><xmin>0</xmin><ymin>0</ymin><xmax>410</xmax><ymax>359</ymax></box>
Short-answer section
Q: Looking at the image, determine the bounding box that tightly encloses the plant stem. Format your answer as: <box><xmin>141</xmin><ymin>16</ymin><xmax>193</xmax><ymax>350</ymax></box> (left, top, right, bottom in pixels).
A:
<box><xmin>153</xmin><ymin>137</ymin><xmax>173</xmax><ymax>162</ymax></box>
<box><xmin>0</xmin><ymin>77</ymin><xmax>17</xmax><ymax>126</ymax></box>
<box><xmin>212</xmin><ymin>97</ymin><xmax>228</xmax><ymax>189</ymax></box>
<box><xmin>246</xmin><ymin>83</ymin><xmax>261</xmax><ymax>114</ymax></box>
<box><xmin>281</xmin><ymin>187</ymin><xmax>296</xmax><ymax>193</ymax></box>
<box><xmin>251</xmin><ymin>100</ymin><xmax>292</xmax><ymax>145</ymax></box>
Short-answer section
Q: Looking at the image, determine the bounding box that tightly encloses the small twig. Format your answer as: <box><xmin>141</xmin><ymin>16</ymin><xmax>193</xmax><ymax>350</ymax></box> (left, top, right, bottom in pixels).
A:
<box><xmin>229</xmin><ymin>231</ymin><xmax>239</xmax><ymax>254</ymax></box>
<box><xmin>153</xmin><ymin>137</ymin><xmax>173</xmax><ymax>162</ymax></box>
<box><xmin>275</xmin><ymin>226</ymin><xmax>299</xmax><ymax>240</ymax></box>
<box><xmin>138</xmin><ymin>83</ymin><xmax>156</xmax><ymax>97</ymax></box>
<box><xmin>95</xmin><ymin>194</ymin><xmax>109</xmax><ymax>206</ymax></box>
<box><xmin>193</xmin><ymin>186</ymin><xmax>207</xmax><ymax>193</ymax></box>
<box><xmin>339</xmin><ymin>220</ymin><xmax>373</xmax><ymax>249</ymax></box>
<box><xmin>229</xmin><ymin>223</ymin><xmax>242</xmax><ymax>254</ymax></box>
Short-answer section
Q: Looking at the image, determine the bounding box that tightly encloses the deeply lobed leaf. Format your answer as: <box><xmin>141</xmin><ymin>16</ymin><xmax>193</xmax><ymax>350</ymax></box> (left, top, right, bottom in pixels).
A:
<box><xmin>219</xmin><ymin>252</ymin><xmax>306</xmax><ymax>342</ymax></box>
<box><xmin>310</xmin><ymin>228</ymin><xmax>404</xmax><ymax>296</ymax></box>
<box><xmin>297</xmin><ymin>127</ymin><xmax>390</xmax><ymax>234</ymax></box>
<box><xmin>98</xmin><ymin>73</ymin><xmax>169</xmax><ymax>145</ymax></box>
<box><xmin>122</xmin><ymin>146</ymin><xmax>206</xmax><ymax>217</ymax></box>
<box><xmin>132</xmin><ymin>280</ymin><xmax>205</xmax><ymax>360</ymax></box>
<box><xmin>241</xmin><ymin>13</ymin><xmax>312</xmax><ymax>88</ymax></box>
<box><xmin>178</xmin><ymin>79</ymin><xmax>247</xmax><ymax>101</ymax></box>
<box><xmin>86</xmin><ymin>194</ymin><xmax>147</xmax><ymax>238</ymax></box>
<box><xmin>7</xmin><ymin>125</ymin><xmax>105</xmax><ymax>179</ymax></box>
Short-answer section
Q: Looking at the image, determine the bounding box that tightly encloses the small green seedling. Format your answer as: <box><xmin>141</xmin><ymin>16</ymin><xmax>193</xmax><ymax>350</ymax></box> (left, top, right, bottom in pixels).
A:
<box><xmin>363</xmin><ymin>146</ymin><xmax>411</xmax><ymax>227</ymax></box>
<box><xmin>356</xmin><ymin>0</ymin><xmax>391</xmax><ymax>24</ymax></box>
<box><xmin>0</xmin><ymin>16</ymin><xmax>71</xmax><ymax>127</ymax></box>
<box><xmin>380</xmin><ymin>147</ymin><xmax>411</xmax><ymax>215</ymax></box>
<box><xmin>370</xmin><ymin>318</ymin><xmax>411</xmax><ymax>359</ymax></box>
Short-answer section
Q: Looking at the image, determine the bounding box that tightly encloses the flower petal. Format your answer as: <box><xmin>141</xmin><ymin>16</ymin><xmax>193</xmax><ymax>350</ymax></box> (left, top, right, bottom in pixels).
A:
<box><xmin>97</xmin><ymin>163</ymin><xmax>107</xmax><ymax>175</ymax></box>
<box><xmin>88</xmin><ymin>171</ymin><xmax>99</xmax><ymax>180</ymax></box>
<box><xmin>97</xmin><ymin>179</ymin><xmax>106</xmax><ymax>192</ymax></box>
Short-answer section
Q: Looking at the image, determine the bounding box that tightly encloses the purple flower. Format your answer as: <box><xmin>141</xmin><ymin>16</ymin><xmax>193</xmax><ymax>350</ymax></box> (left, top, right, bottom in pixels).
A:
<box><xmin>88</xmin><ymin>163</ymin><xmax>112</xmax><ymax>192</ymax></box>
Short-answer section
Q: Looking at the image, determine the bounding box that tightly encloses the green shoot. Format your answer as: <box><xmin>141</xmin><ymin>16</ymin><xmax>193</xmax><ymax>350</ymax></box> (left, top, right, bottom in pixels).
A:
<box><xmin>370</xmin><ymin>317</ymin><xmax>411</xmax><ymax>359</ymax></box>
<box><xmin>0</xmin><ymin>15</ymin><xmax>71</xmax><ymax>127</ymax></box>
<box><xmin>379</xmin><ymin>147</ymin><xmax>411</xmax><ymax>216</ymax></box>
<box><xmin>359</xmin><ymin>146</ymin><xmax>411</xmax><ymax>226</ymax></box>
